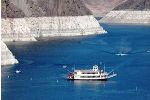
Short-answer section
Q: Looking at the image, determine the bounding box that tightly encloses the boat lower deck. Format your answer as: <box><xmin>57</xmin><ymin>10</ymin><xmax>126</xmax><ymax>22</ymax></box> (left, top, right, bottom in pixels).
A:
<box><xmin>67</xmin><ymin>78</ymin><xmax>108</xmax><ymax>81</ymax></box>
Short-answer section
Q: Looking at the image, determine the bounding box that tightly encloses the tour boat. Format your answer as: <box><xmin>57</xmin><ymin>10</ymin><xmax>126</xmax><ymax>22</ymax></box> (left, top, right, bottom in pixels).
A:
<box><xmin>67</xmin><ymin>65</ymin><xmax>117</xmax><ymax>80</ymax></box>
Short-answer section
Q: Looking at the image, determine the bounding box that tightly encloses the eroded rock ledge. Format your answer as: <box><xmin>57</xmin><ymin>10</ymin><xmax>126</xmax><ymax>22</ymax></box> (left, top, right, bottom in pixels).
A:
<box><xmin>2</xmin><ymin>15</ymin><xmax>107</xmax><ymax>42</ymax></box>
<box><xmin>100</xmin><ymin>11</ymin><xmax>150</xmax><ymax>24</ymax></box>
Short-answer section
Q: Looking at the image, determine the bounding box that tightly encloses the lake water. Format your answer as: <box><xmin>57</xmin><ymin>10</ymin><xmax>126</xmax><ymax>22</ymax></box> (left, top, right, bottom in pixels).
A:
<box><xmin>2</xmin><ymin>24</ymin><xmax>150</xmax><ymax>100</ymax></box>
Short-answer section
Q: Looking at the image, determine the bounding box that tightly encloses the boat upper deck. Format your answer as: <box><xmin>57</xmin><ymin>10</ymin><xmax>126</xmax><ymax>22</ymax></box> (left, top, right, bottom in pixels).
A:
<box><xmin>72</xmin><ymin>65</ymin><xmax>105</xmax><ymax>75</ymax></box>
<box><xmin>74</xmin><ymin>69</ymin><xmax>100</xmax><ymax>72</ymax></box>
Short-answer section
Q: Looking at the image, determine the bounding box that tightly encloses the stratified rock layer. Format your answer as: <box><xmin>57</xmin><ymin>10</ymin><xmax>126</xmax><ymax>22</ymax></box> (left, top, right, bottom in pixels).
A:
<box><xmin>2</xmin><ymin>15</ymin><xmax>106</xmax><ymax>40</ymax></box>
<box><xmin>100</xmin><ymin>11</ymin><xmax>150</xmax><ymax>24</ymax></box>
<box><xmin>1</xmin><ymin>41</ymin><xmax>18</xmax><ymax>66</ymax></box>
<box><xmin>100</xmin><ymin>0</ymin><xmax>150</xmax><ymax>24</ymax></box>
<box><xmin>1</xmin><ymin>18</ymin><xmax>37</xmax><ymax>41</ymax></box>
<box><xmin>1</xmin><ymin>0</ymin><xmax>106</xmax><ymax>41</ymax></box>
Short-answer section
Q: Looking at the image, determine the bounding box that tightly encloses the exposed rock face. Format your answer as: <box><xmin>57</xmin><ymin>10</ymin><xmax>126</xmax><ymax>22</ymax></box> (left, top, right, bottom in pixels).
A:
<box><xmin>2</xmin><ymin>0</ymin><xmax>91</xmax><ymax>18</ymax></box>
<box><xmin>82</xmin><ymin>0</ymin><xmax>126</xmax><ymax>17</ymax></box>
<box><xmin>114</xmin><ymin>0</ymin><xmax>150</xmax><ymax>10</ymax></box>
<box><xmin>1</xmin><ymin>0</ymin><xmax>25</xmax><ymax>18</ymax></box>
<box><xmin>1</xmin><ymin>41</ymin><xmax>18</xmax><ymax>66</ymax></box>
<box><xmin>100</xmin><ymin>11</ymin><xmax>150</xmax><ymax>24</ymax></box>
<box><xmin>1</xmin><ymin>0</ymin><xmax>106</xmax><ymax>42</ymax></box>
<box><xmin>100</xmin><ymin>0</ymin><xmax>150</xmax><ymax>24</ymax></box>
<box><xmin>1</xmin><ymin>18</ymin><xmax>37</xmax><ymax>41</ymax></box>
<box><xmin>2</xmin><ymin>16</ymin><xmax>106</xmax><ymax>39</ymax></box>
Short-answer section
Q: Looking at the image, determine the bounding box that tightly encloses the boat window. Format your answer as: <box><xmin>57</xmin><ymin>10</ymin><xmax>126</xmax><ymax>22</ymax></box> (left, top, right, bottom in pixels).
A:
<box><xmin>80</xmin><ymin>76</ymin><xmax>100</xmax><ymax>78</ymax></box>
<box><xmin>81</xmin><ymin>72</ymin><xmax>98</xmax><ymax>74</ymax></box>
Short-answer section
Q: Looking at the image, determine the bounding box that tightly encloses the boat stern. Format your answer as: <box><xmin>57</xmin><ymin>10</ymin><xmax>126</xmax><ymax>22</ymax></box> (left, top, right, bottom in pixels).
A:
<box><xmin>67</xmin><ymin>72</ymin><xmax>74</xmax><ymax>80</ymax></box>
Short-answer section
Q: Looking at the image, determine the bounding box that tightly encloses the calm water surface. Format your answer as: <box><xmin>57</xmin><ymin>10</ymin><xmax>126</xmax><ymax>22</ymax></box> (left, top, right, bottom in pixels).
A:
<box><xmin>2</xmin><ymin>25</ymin><xmax>150</xmax><ymax>100</ymax></box>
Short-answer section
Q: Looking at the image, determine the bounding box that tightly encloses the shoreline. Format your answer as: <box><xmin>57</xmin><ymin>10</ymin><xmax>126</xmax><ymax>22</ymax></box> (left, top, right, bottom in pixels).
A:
<box><xmin>100</xmin><ymin>11</ymin><xmax>150</xmax><ymax>25</ymax></box>
<box><xmin>2</xmin><ymin>15</ymin><xmax>106</xmax><ymax>42</ymax></box>
<box><xmin>4</xmin><ymin>33</ymin><xmax>106</xmax><ymax>44</ymax></box>
<box><xmin>100</xmin><ymin>23</ymin><xmax>150</xmax><ymax>26</ymax></box>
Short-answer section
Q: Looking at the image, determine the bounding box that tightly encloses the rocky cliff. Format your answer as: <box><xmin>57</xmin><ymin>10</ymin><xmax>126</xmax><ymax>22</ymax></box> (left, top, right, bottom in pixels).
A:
<box><xmin>100</xmin><ymin>0</ymin><xmax>150</xmax><ymax>24</ymax></box>
<box><xmin>1</xmin><ymin>0</ymin><xmax>92</xmax><ymax>18</ymax></box>
<box><xmin>1</xmin><ymin>0</ymin><xmax>106</xmax><ymax>42</ymax></box>
<box><xmin>1</xmin><ymin>41</ymin><xmax>18</xmax><ymax>66</ymax></box>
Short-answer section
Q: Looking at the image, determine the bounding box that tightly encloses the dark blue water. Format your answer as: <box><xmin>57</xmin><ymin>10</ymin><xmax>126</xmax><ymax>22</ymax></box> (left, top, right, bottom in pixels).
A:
<box><xmin>2</xmin><ymin>25</ymin><xmax>150</xmax><ymax>100</ymax></box>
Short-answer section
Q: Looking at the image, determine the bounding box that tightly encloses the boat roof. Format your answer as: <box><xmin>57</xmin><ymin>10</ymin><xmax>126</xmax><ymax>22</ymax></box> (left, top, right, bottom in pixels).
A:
<box><xmin>74</xmin><ymin>65</ymin><xmax>101</xmax><ymax>72</ymax></box>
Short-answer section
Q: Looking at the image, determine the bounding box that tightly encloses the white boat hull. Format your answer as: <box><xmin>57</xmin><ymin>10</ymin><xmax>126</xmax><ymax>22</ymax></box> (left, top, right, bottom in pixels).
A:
<box><xmin>67</xmin><ymin>65</ymin><xmax>117</xmax><ymax>81</ymax></box>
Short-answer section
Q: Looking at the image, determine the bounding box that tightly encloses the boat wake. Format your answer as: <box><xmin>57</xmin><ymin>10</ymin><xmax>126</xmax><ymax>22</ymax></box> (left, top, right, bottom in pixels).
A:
<box><xmin>115</xmin><ymin>53</ymin><xmax>128</xmax><ymax>56</ymax></box>
<box><xmin>102</xmin><ymin>50</ymin><xmax>150</xmax><ymax>56</ymax></box>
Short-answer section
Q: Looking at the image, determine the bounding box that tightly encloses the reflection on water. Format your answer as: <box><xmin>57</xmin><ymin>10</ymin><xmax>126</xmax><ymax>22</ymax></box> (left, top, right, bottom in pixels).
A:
<box><xmin>73</xmin><ymin>80</ymin><xmax>107</xmax><ymax>86</ymax></box>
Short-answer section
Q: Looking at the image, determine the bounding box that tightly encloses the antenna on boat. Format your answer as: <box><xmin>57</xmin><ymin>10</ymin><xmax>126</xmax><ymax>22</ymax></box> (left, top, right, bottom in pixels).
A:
<box><xmin>99</xmin><ymin>62</ymin><xmax>106</xmax><ymax>72</ymax></box>
<box><xmin>104</xmin><ymin>64</ymin><xmax>105</xmax><ymax>72</ymax></box>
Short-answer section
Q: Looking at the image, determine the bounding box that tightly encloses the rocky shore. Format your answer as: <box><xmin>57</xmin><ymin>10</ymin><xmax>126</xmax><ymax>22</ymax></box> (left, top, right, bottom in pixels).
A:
<box><xmin>1</xmin><ymin>41</ymin><xmax>18</xmax><ymax>66</ymax></box>
<box><xmin>100</xmin><ymin>0</ymin><xmax>150</xmax><ymax>24</ymax></box>
<box><xmin>2</xmin><ymin>15</ymin><xmax>106</xmax><ymax>42</ymax></box>
<box><xmin>100</xmin><ymin>11</ymin><xmax>150</xmax><ymax>24</ymax></box>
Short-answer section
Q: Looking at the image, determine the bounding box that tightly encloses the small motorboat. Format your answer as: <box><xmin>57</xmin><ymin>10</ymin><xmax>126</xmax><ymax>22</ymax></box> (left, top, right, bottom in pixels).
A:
<box><xmin>15</xmin><ymin>70</ymin><xmax>21</xmax><ymax>74</ymax></box>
